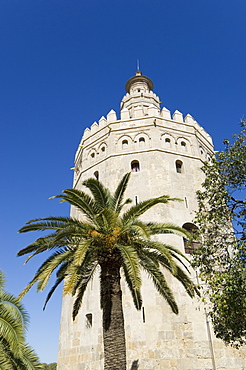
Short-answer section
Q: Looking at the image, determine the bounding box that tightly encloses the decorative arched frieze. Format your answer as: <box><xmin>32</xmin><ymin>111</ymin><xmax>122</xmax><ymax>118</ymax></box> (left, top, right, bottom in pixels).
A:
<box><xmin>161</xmin><ymin>133</ymin><xmax>175</xmax><ymax>149</ymax></box>
<box><xmin>98</xmin><ymin>142</ymin><xmax>107</xmax><ymax>156</ymax></box>
<box><xmin>134</xmin><ymin>132</ymin><xmax>150</xmax><ymax>148</ymax></box>
<box><xmin>176</xmin><ymin>137</ymin><xmax>190</xmax><ymax>152</ymax></box>
<box><xmin>117</xmin><ymin>135</ymin><xmax>133</xmax><ymax>151</ymax></box>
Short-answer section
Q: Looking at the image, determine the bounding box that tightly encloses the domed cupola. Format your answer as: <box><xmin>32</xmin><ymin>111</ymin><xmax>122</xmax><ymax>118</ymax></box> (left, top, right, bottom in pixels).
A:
<box><xmin>125</xmin><ymin>70</ymin><xmax>154</xmax><ymax>93</ymax></box>
<box><xmin>121</xmin><ymin>70</ymin><xmax>161</xmax><ymax>116</ymax></box>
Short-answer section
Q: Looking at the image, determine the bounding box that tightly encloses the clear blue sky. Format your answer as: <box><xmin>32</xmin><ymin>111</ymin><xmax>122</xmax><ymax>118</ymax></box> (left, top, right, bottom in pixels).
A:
<box><xmin>1</xmin><ymin>0</ymin><xmax>246</xmax><ymax>364</ymax></box>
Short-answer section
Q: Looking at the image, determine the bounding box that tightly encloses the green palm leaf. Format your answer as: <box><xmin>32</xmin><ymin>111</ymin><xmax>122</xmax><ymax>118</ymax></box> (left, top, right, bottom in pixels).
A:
<box><xmin>82</xmin><ymin>177</ymin><xmax>112</xmax><ymax>210</ymax></box>
<box><xmin>122</xmin><ymin>196</ymin><xmax>178</xmax><ymax>223</ymax></box>
<box><xmin>112</xmin><ymin>172</ymin><xmax>131</xmax><ymax>213</ymax></box>
<box><xmin>140</xmin><ymin>255</ymin><xmax>179</xmax><ymax>314</ymax></box>
<box><xmin>17</xmin><ymin>172</ymin><xmax>198</xmax><ymax>370</ymax></box>
<box><xmin>118</xmin><ymin>244</ymin><xmax>141</xmax><ymax>290</ymax></box>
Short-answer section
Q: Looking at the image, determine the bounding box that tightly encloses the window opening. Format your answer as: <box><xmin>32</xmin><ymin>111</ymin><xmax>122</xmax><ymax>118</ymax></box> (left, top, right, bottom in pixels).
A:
<box><xmin>101</xmin><ymin>146</ymin><xmax>105</xmax><ymax>152</ymax></box>
<box><xmin>122</xmin><ymin>139</ymin><xmax>128</xmax><ymax>149</ymax></box>
<box><xmin>94</xmin><ymin>171</ymin><xmax>99</xmax><ymax>180</ymax></box>
<box><xmin>142</xmin><ymin>307</ymin><xmax>145</xmax><ymax>323</ymax></box>
<box><xmin>91</xmin><ymin>152</ymin><xmax>95</xmax><ymax>158</ymax></box>
<box><xmin>86</xmin><ymin>313</ymin><xmax>93</xmax><ymax>328</ymax></box>
<box><xmin>184</xmin><ymin>197</ymin><xmax>188</xmax><ymax>208</ymax></box>
<box><xmin>182</xmin><ymin>223</ymin><xmax>200</xmax><ymax>254</ymax></box>
<box><xmin>139</xmin><ymin>137</ymin><xmax>145</xmax><ymax>143</ymax></box>
<box><xmin>131</xmin><ymin>160</ymin><xmax>140</xmax><ymax>172</ymax></box>
<box><xmin>175</xmin><ymin>160</ymin><xmax>183</xmax><ymax>173</ymax></box>
<box><xmin>135</xmin><ymin>196</ymin><xmax>138</xmax><ymax>205</ymax></box>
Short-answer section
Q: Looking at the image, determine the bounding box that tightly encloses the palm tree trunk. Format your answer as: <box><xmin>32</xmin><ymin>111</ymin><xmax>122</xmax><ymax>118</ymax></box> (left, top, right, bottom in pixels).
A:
<box><xmin>100</xmin><ymin>263</ymin><xmax>126</xmax><ymax>370</ymax></box>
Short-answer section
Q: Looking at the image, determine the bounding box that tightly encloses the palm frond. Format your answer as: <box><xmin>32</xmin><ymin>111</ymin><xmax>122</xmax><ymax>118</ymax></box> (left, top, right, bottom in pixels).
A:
<box><xmin>112</xmin><ymin>172</ymin><xmax>131</xmax><ymax>213</ymax></box>
<box><xmin>18</xmin><ymin>343</ymin><xmax>42</xmax><ymax>370</ymax></box>
<box><xmin>122</xmin><ymin>195</ymin><xmax>175</xmax><ymax>223</ymax></box>
<box><xmin>43</xmin><ymin>276</ymin><xmax>64</xmax><ymax>311</ymax></box>
<box><xmin>82</xmin><ymin>177</ymin><xmax>112</xmax><ymax>210</ymax></box>
<box><xmin>137</xmin><ymin>239</ymin><xmax>178</xmax><ymax>274</ymax></box>
<box><xmin>172</xmin><ymin>265</ymin><xmax>199</xmax><ymax>298</ymax></box>
<box><xmin>72</xmin><ymin>261</ymin><xmax>98</xmax><ymax>320</ymax></box>
<box><xmin>140</xmin><ymin>255</ymin><xmax>179</xmax><ymax>314</ymax></box>
<box><xmin>147</xmin><ymin>222</ymin><xmax>191</xmax><ymax>238</ymax></box>
<box><xmin>118</xmin><ymin>244</ymin><xmax>141</xmax><ymax>290</ymax></box>
<box><xmin>18</xmin><ymin>250</ymin><xmax>72</xmax><ymax>300</ymax></box>
<box><xmin>94</xmin><ymin>208</ymin><xmax>119</xmax><ymax>232</ymax></box>
<box><xmin>0</xmin><ymin>292</ymin><xmax>29</xmax><ymax>329</ymax></box>
<box><xmin>125</xmin><ymin>220</ymin><xmax>151</xmax><ymax>239</ymax></box>
<box><xmin>140</xmin><ymin>249</ymin><xmax>197</xmax><ymax>298</ymax></box>
<box><xmin>0</xmin><ymin>311</ymin><xmax>25</xmax><ymax>354</ymax></box>
<box><xmin>122</xmin><ymin>264</ymin><xmax>142</xmax><ymax>310</ymax></box>
<box><xmin>52</xmin><ymin>188</ymin><xmax>98</xmax><ymax>222</ymax></box>
<box><xmin>43</xmin><ymin>261</ymin><xmax>70</xmax><ymax>309</ymax></box>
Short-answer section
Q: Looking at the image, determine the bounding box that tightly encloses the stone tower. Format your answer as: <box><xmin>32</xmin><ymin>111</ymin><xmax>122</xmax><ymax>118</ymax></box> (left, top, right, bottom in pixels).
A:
<box><xmin>57</xmin><ymin>72</ymin><xmax>246</xmax><ymax>369</ymax></box>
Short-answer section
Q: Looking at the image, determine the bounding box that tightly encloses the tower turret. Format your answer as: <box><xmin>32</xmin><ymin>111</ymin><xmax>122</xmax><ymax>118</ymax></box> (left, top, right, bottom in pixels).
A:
<box><xmin>57</xmin><ymin>72</ymin><xmax>246</xmax><ymax>370</ymax></box>
<box><xmin>121</xmin><ymin>70</ymin><xmax>161</xmax><ymax>116</ymax></box>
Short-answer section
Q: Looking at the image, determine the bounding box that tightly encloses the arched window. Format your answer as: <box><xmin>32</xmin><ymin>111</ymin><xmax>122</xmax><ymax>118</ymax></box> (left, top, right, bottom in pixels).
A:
<box><xmin>94</xmin><ymin>171</ymin><xmax>99</xmax><ymax>180</ymax></box>
<box><xmin>164</xmin><ymin>137</ymin><xmax>171</xmax><ymax>148</ymax></box>
<box><xmin>175</xmin><ymin>160</ymin><xmax>183</xmax><ymax>173</ymax></box>
<box><xmin>139</xmin><ymin>137</ymin><xmax>145</xmax><ymax>148</ymax></box>
<box><xmin>122</xmin><ymin>139</ymin><xmax>128</xmax><ymax>149</ymax></box>
<box><xmin>91</xmin><ymin>152</ymin><xmax>95</xmax><ymax>158</ymax></box>
<box><xmin>181</xmin><ymin>141</ymin><xmax>187</xmax><ymax>151</ymax></box>
<box><xmin>131</xmin><ymin>160</ymin><xmax>140</xmax><ymax>172</ymax></box>
<box><xmin>182</xmin><ymin>223</ymin><xmax>200</xmax><ymax>254</ymax></box>
<box><xmin>101</xmin><ymin>146</ymin><xmax>105</xmax><ymax>152</ymax></box>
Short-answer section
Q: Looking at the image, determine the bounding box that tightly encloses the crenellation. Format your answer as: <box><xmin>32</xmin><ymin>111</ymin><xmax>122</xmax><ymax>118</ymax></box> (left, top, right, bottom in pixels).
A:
<box><xmin>98</xmin><ymin>116</ymin><xmax>107</xmax><ymax>127</ymax></box>
<box><xmin>106</xmin><ymin>109</ymin><xmax>117</xmax><ymax>122</ymax></box>
<box><xmin>90</xmin><ymin>121</ymin><xmax>99</xmax><ymax>133</ymax></box>
<box><xmin>172</xmin><ymin>110</ymin><xmax>184</xmax><ymax>123</ymax></box>
<box><xmin>82</xmin><ymin>127</ymin><xmax>91</xmax><ymax>139</ymax></box>
<box><xmin>161</xmin><ymin>107</ymin><xmax>171</xmax><ymax>119</ymax></box>
<box><xmin>120</xmin><ymin>107</ymin><xmax>130</xmax><ymax>120</ymax></box>
<box><xmin>148</xmin><ymin>106</ymin><xmax>159</xmax><ymax>116</ymax></box>
<box><xmin>184</xmin><ymin>113</ymin><xmax>195</xmax><ymax>124</ymax></box>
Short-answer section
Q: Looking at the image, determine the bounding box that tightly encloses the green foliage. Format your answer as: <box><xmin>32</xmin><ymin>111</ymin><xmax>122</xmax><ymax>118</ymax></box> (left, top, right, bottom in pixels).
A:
<box><xmin>193</xmin><ymin>121</ymin><xmax>246</xmax><ymax>348</ymax></box>
<box><xmin>18</xmin><ymin>173</ymin><xmax>198</xmax><ymax>369</ymax></box>
<box><xmin>41</xmin><ymin>363</ymin><xmax>57</xmax><ymax>370</ymax></box>
<box><xmin>0</xmin><ymin>270</ymin><xmax>42</xmax><ymax>369</ymax></box>
<box><xmin>18</xmin><ymin>173</ymin><xmax>197</xmax><ymax>318</ymax></box>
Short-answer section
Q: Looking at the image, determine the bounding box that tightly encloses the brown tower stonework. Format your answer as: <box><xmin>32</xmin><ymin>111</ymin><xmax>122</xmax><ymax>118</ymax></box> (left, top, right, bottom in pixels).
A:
<box><xmin>57</xmin><ymin>72</ymin><xmax>246</xmax><ymax>370</ymax></box>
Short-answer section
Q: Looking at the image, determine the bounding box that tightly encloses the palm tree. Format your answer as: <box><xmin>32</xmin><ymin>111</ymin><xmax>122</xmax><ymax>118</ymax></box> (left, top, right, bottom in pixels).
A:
<box><xmin>17</xmin><ymin>173</ymin><xmax>198</xmax><ymax>370</ymax></box>
<box><xmin>0</xmin><ymin>270</ymin><xmax>42</xmax><ymax>370</ymax></box>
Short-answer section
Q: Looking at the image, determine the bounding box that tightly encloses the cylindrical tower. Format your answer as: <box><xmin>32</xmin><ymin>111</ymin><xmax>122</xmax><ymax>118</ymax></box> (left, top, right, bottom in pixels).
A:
<box><xmin>57</xmin><ymin>72</ymin><xmax>245</xmax><ymax>370</ymax></box>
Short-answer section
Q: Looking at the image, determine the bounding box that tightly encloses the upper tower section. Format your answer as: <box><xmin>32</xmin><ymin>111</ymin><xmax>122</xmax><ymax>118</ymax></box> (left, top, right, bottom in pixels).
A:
<box><xmin>121</xmin><ymin>70</ymin><xmax>161</xmax><ymax>117</ymax></box>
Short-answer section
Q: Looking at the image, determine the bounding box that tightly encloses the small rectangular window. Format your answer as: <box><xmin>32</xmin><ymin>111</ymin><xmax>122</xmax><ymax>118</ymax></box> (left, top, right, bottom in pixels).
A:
<box><xmin>135</xmin><ymin>196</ymin><xmax>138</xmax><ymax>205</ymax></box>
<box><xmin>142</xmin><ymin>307</ymin><xmax>145</xmax><ymax>323</ymax></box>
<box><xmin>86</xmin><ymin>313</ymin><xmax>92</xmax><ymax>328</ymax></box>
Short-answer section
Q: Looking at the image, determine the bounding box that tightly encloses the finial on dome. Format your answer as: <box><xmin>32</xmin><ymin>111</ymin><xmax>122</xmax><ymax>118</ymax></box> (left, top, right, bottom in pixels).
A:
<box><xmin>125</xmin><ymin>69</ymin><xmax>153</xmax><ymax>93</ymax></box>
<box><xmin>136</xmin><ymin>59</ymin><xmax>142</xmax><ymax>76</ymax></box>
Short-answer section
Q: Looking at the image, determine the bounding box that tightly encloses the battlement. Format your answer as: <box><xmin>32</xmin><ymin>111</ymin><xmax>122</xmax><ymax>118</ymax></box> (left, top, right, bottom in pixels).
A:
<box><xmin>75</xmin><ymin>105</ymin><xmax>212</xmax><ymax>161</ymax></box>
